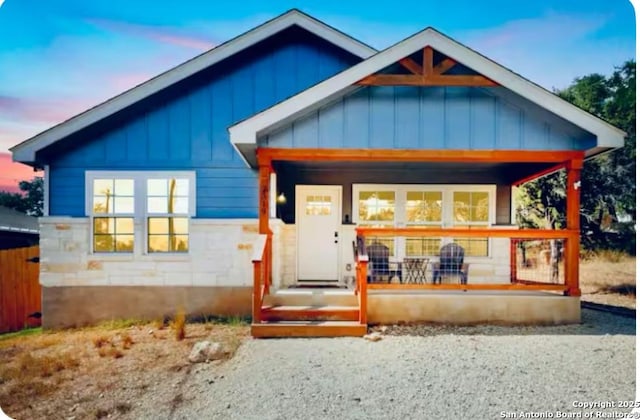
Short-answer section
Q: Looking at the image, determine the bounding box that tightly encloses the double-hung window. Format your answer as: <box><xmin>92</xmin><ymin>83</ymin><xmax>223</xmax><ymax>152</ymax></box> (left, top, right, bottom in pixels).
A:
<box><xmin>357</xmin><ymin>190</ymin><xmax>396</xmax><ymax>256</ymax></box>
<box><xmin>405</xmin><ymin>191</ymin><xmax>442</xmax><ymax>256</ymax></box>
<box><xmin>91</xmin><ymin>178</ymin><xmax>135</xmax><ymax>252</ymax></box>
<box><xmin>452</xmin><ymin>191</ymin><xmax>490</xmax><ymax>257</ymax></box>
<box><xmin>86</xmin><ymin>172</ymin><xmax>195</xmax><ymax>254</ymax></box>
<box><xmin>147</xmin><ymin>178</ymin><xmax>190</xmax><ymax>252</ymax></box>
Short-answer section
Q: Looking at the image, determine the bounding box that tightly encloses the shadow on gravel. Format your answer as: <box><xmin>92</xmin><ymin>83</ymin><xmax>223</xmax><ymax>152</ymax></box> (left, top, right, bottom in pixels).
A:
<box><xmin>377</xmin><ymin>309</ymin><xmax>635</xmax><ymax>337</ymax></box>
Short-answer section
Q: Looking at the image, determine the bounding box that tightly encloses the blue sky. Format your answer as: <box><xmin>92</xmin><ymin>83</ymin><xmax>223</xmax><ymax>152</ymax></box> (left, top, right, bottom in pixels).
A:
<box><xmin>0</xmin><ymin>0</ymin><xmax>635</xmax><ymax>154</ymax></box>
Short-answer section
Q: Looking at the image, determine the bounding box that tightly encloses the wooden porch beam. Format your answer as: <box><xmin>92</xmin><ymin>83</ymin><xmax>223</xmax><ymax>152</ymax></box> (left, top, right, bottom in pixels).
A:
<box><xmin>355</xmin><ymin>227</ymin><xmax>579</xmax><ymax>239</ymax></box>
<box><xmin>399</xmin><ymin>57</ymin><xmax>423</xmax><ymax>75</ymax></box>
<box><xmin>511</xmin><ymin>162</ymin><xmax>568</xmax><ymax>186</ymax></box>
<box><xmin>257</xmin><ymin>148</ymin><xmax>585</xmax><ymax>164</ymax></box>
<box><xmin>357</xmin><ymin>74</ymin><xmax>498</xmax><ymax>86</ymax></box>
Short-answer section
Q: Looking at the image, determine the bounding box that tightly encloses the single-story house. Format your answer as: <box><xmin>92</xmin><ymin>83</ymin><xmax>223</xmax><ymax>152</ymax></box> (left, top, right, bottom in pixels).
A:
<box><xmin>10</xmin><ymin>10</ymin><xmax>625</xmax><ymax>336</ymax></box>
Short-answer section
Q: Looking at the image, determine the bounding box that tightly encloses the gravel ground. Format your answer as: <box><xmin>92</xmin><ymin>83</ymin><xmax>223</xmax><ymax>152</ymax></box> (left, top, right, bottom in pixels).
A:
<box><xmin>143</xmin><ymin>309</ymin><xmax>634</xmax><ymax>420</ymax></box>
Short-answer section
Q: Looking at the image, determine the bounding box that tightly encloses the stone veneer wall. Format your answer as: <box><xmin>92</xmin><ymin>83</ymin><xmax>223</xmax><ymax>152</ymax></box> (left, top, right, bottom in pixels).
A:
<box><xmin>39</xmin><ymin>216</ymin><xmax>512</xmax><ymax>291</ymax></box>
<box><xmin>39</xmin><ymin>217</ymin><xmax>285</xmax><ymax>287</ymax></box>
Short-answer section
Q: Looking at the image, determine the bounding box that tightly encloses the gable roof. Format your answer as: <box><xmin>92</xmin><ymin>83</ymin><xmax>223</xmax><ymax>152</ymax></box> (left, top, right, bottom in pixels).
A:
<box><xmin>229</xmin><ymin>27</ymin><xmax>626</xmax><ymax>165</ymax></box>
<box><xmin>10</xmin><ymin>9</ymin><xmax>377</xmax><ymax>164</ymax></box>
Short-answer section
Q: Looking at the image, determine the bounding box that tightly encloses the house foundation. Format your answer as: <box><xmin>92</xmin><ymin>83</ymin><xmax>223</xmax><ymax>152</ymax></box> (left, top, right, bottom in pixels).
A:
<box><xmin>368</xmin><ymin>291</ymin><xmax>580</xmax><ymax>325</ymax></box>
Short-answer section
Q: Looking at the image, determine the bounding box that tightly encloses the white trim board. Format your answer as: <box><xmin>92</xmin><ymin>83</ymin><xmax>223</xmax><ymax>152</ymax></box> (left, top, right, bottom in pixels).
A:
<box><xmin>229</xmin><ymin>27</ymin><xmax>625</xmax><ymax>162</ymax></box>
<box><xmin>43</xmin><ymin>165</ymin><xmax>50</xmax><ymax>217</ymax></box>
<box><xmin>10</xmin><ymin>10</ymin><xmax>376</xmax><ymax>164</ymax></box>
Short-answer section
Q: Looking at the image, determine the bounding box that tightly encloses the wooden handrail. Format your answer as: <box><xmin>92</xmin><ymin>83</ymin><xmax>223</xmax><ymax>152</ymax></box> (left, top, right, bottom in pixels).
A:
<box><xmin>252</xmin><ymin>234</ymin><xmax>268</xmax><ymax>262</ymax></box>
<box><xmin>252</xmin><ymin>234</ymin><xmax>269</xmax><ymax>324</ymax></box>
<box><xmin>355</xmin><ymin>227</ymin><xmax>578</xmax><ymax>239</ymax></box>
<box><xmin>353</xmin><ymin>235</ymin><xmax>368</xmax><ymax>323</ymax></box>
<box><xmin>357</xmin><ymin>259</ymin><xmax>368</xmax><ymax>324</ymax></box>
<box><xmin>368</xmin><ymin>283</ymin><xmax>568</xmax><ymax>291</ymax></box>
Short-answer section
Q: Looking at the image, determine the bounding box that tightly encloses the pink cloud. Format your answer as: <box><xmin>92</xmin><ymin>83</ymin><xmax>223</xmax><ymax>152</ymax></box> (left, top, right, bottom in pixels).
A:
<box><xmin>0</xmin><ymin>152</ymin><xmax>41</xmax><ymax>193</ymax></box>
<box><xmin>461</xmin><ymin>13</ymin><xmax>608</xmax><ymax>48</ymax></box>
<box><xmin>0</xmin><ymin>95</ymin><xmax>93</xmax><ymax>125</ymax></box>
<box><xmin>86</xmin><ymin>18</ymin><xmax>217</xmax><ymax>51</ymax></box>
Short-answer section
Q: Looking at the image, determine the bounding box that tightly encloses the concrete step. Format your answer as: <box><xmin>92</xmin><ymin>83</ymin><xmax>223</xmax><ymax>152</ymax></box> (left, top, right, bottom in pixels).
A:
<box><xmin>261</xmin><ymin>305</ymin><xmax>360</xmax><ymax>322</ymax></box>
<box><xmin>264</xmin><ymin>289</ymin><xmax>358</xmax><ymax>307</ymax></box>
<box><xmin>251</xmin><ymin>321</ymin><xmax>367</xmax><ymax>338</ymax></box>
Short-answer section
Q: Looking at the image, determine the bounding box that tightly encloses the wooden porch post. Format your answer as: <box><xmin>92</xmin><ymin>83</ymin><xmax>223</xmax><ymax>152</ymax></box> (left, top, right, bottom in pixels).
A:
<box><xmin>565</xmin><ymin>158</ymin><xmax>583</xmax><ymax>296</ymax></box>
<box><xmin>258</xmin><ymin>157</ymin><xmax>273</xmax><ymax>292</ymax></box>
<box><xmin>258</xmin><ymin>163</ymin><xmax>271</xmax><ymax>235</ymax></box>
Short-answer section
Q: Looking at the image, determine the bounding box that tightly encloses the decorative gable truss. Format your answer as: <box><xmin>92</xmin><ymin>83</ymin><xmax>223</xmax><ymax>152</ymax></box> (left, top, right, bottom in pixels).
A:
<box><xmin>230</xmin><ymin>26</ymin><xmax>624</xmax><ymax>163</ymax></box>
<box><xmin>357</xmin><ymin>46</ymin><xmax>499</xmax><ymax>87</ymax></box>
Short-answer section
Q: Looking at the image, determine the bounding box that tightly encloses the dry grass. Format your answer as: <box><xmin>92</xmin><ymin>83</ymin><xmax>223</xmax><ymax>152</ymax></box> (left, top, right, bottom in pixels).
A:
<box><xmin>153</xmin><ymin>317</ymin><xmax>167</xmax><ymax>330</ymax></box>
<box><xmin>122</xmin><ymin>333</ymin><xmax>134</xmax><ymax>349</ymax></box>
<box><xmin>92</xmin><ymin>334</ymin><xmax>111</xmax><ymax>348</ymax></box>
<box><xmin>580</xmin><ymin>255</ymin><xmax>636</xmax><ymax>309</ymax></box>
<box><xmin>2</xmin><ymin>351</ymin><xmax>80</xmax><ymax>380</ymax></box>
<box><xmin>0</xmin><ymin>321</ymin><xmax>248</xmax><ymax>420</ymax></box>
<box><xmin>97</xmin><ymin>345</ymin><xmax>124</xmax><ymax>359</ymax></box>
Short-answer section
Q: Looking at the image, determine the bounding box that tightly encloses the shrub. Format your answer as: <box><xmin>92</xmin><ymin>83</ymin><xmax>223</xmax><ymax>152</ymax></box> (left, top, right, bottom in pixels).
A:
<box><xmin>171</xmin><ymin>309</ymin><xmax>186</xmax><ymax>341</ymax></box>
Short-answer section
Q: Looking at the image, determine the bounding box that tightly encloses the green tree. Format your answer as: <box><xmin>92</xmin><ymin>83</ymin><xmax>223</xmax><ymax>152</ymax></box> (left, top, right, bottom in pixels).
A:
<box><xmin>0</xmin><ymin>177</ymin><xmax>44</xmax><ymax>216</ymax></box>
<box><xmin>516</xmin><ymin>60</ymin><xmax>636</xmax><ymax>254</ymax></box>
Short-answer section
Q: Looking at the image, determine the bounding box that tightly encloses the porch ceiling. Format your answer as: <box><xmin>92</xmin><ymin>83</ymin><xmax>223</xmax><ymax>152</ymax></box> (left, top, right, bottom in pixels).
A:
<box><xmin>273</xmin><ymin>160</ymin><xmax>558</xmax><ymax>185</ymax></box>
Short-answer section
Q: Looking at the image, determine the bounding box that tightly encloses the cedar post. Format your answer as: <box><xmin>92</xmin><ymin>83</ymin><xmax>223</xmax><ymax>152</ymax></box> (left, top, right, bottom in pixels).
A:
<box><xmin>258</xmin><ymin>163</ymin><xmax>271</xmax><ymax>235</ymax></box>
<box><xmin>565</xmin><ymin>158</ymin><xmax>583</xmax><ymax>296</ymax></box>
<box><xmin>358</xmin><ymin>260</ymin><xmax>368</xmax><ymax>325</ymax></box>
<box><xmin>257</xmin><ymin>154</ymin><xmax>273</xmax><ymax>291</ymax></box>
<box><xmin>252</xmin><ymin>261</ymin><xmax>261</xmax><ymax>323</ymax></box>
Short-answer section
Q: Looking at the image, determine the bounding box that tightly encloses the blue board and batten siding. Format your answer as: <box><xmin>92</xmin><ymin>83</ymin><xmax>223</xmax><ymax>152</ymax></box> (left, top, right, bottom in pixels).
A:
<box><xmin>261</xmin><ymin>86</ymin><xmax>597</xmax><ymax>150</ymax></box>
<box><xmin>46</xmin><ymin>28</ymin><xmax>362</xmax><ymax>218</ymax></box>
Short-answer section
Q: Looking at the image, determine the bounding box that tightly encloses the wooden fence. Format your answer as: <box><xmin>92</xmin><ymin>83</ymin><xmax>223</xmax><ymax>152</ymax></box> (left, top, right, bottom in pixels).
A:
<box><xmin>0</xmin><ymin>246</ymin><xmax>41</xmax><ymax>333</ymax></box>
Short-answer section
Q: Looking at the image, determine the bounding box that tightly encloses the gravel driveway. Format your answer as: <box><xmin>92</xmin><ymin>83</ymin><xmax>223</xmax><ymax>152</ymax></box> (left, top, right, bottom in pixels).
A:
<box><xmin>160</xmin><ymin>309</ymin><xmax>634</xmax><ymax>420</ymax></box>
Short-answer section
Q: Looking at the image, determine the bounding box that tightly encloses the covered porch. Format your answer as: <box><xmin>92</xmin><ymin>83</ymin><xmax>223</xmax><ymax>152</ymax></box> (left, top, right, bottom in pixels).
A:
<box><xmin>249</xmin><ymin>148</ymin><xmax>583</xmax><ymax>337</ymax></box>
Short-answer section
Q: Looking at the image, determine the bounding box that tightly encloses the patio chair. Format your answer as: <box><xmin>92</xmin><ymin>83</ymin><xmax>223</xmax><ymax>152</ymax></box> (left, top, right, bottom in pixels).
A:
<box><xmin>432</xmin><ymin>242</ymin><xmax>468</xmax><ymax>285</ymax></box>
<box><xmin>366</xmin><ymin>241</ymin><xmax>400</xmax><ymax>283</ymax></box>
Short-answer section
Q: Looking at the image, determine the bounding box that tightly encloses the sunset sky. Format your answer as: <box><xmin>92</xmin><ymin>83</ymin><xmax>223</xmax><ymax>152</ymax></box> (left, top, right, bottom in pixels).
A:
<box><xmin>0</xmin><ymin>0</ymin><xmax>635</xmax><ymax>191</ymax></box>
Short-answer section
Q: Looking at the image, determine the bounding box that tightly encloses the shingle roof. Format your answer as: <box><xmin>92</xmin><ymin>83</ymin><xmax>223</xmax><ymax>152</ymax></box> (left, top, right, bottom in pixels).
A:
<box><xmin>0</xmin><ymin>206</ymin><xmax>39</xmax><ymax>234</ymax></box>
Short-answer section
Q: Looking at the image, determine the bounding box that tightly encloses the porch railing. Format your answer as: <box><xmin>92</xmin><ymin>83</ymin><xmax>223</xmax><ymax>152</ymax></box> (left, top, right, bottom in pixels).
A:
<box><xmin>252</xmin><ymin>233</ymin><xmax>271</xmax><ymax>323</ymax></box>
<box><xmin>353</xmin><ymin>237</ymin><xmax>368</xmax><ymax>324</ymax></box>
<box><xmin>355</xmin><ymin>227</ymin><xmax>579</xmax><ymax>294</ymax></box>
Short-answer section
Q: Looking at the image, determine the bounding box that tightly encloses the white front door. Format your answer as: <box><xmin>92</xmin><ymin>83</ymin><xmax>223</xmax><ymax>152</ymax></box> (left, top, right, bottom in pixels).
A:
<box><xmin>296</xmin><ymin>185</ymin><xmax>342</xmax><ymax>281</ymax></box>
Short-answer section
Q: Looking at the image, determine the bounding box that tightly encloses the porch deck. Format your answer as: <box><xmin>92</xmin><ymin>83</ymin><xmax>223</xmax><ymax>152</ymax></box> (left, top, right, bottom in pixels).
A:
<box><xmin>262</xmin><ymin>287</ymin><xmax>580</xmax><ymax>326</ymax></box>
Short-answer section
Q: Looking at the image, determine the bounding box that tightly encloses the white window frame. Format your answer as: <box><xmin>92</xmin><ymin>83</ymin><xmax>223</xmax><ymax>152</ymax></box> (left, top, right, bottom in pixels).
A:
<box><xmin>449</xmin><ymin>188</ymin><xmax>494</xmax><ymax>258</ymax></box>
<box><xmin>352</xmin><ymin>184</ymin><xmax>496</xmax><ymax>258</ymax></box>
<box><xmin>85</xmin><ymin>171</ymin><xmax>196</xmax><ymax>254</ymax></box>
